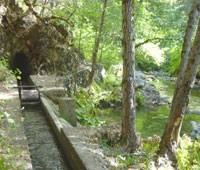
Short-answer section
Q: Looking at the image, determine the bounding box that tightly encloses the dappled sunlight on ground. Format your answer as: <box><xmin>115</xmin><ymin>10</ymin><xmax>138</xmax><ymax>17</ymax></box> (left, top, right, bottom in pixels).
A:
<box><xmin>0</xmin><ymin>91</ymin><xmax>18</xmax><ymax>100</ymax></box>
<box><xmin>0</xmin><ymin>81</ymin><xmax>18</xmax><ymax>100</ymax></box>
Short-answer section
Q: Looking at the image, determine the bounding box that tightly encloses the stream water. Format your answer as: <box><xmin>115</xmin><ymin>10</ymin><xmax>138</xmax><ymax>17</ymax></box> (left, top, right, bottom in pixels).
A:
<box><xmin>98</xmin><ymin>77</ymin><xmax>200</xmax><ymax>138</ymax></box>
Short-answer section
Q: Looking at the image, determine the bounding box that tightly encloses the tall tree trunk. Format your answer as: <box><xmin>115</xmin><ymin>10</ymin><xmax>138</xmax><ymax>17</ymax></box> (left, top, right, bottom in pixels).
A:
<box><xmin>158</xmin><ymin>17</ymin><xmax>200</xmax><ymax>160</ymax></box>
<box><xmin>87</xmin><ymin>0</ymin><xmax>107</xmax><ymax>86</ymax></box>
<box><xmin>178</xmin><ymin>0</ymin><xmax>200</xmax><ymax>85</ymax></box>
<box><xmin>121</xmin><ymin>0</ymin><xmax>139</xmax><ymax>152</ymax></box>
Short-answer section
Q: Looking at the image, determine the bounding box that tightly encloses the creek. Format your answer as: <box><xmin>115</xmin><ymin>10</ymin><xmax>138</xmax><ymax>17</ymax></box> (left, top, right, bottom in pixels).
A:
<box><xmin>98</xmin><ymin>77</ymin><xmax>200</xmax><ymax>138</ymax></box>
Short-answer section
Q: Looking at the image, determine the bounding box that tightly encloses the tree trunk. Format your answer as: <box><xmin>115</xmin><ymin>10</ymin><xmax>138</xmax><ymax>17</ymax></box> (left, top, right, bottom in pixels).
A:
<box><xmin>87</xmin><ymin>0</ymin><xmax>107</xmax><ymax>86</ymax></box>
<box><xmin>178</xmin><ymin>0</ymin><xmax>200</xmax><ymax>85</ymax></box>
<box><xmin>121</xmin><ymin>0</ymin><xmax>139</xmax><ymax>152</ymax></box>
<box><xmin>158</xmin><ymin>17</ymin><xmax>200</xmax><ymax>159</ymax></box>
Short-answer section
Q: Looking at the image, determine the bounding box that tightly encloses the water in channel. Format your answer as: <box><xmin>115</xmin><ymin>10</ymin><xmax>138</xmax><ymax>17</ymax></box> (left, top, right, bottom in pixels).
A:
<box><xmin>22</xmin><ymin>103</ymin><xmax>71</xmax><ymax>170</ymax></box>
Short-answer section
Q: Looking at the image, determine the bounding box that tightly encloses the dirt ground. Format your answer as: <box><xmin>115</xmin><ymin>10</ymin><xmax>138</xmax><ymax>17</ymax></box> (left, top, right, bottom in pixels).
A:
<box><xmin>0</xmin><ymin>81</ymin><xmax>32</xmax><ymax>169</ymax></box>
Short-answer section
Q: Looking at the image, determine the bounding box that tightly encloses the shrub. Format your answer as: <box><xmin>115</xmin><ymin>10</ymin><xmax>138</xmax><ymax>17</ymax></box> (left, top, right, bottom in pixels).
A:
<box><xmin>136</xmin><ymin>90</ymin><xmax>146</xmax><ymax>106</ymax></box>
<box><xmin>136</xmin><ymin>43</ymin><xmax>165</xmax><ymax>72</ymax></box>
<box><xmin>136</xmin><ymin>49</ymin><xmax>159</xmax><ymax>72</ymax></box>
<box><xmin>75</xmin><ymin>85</ymin><xmax>106</xmax><ymax>127</ymax></box>
<box><xmin>0</xmin><ymin>56</ymin><xmax>14</xmax><ymax>82</ymax></box>
<box><xmin>177</xmin><ymin>135</ymin><xmax>200</xmax><ymax>169</ymax></box>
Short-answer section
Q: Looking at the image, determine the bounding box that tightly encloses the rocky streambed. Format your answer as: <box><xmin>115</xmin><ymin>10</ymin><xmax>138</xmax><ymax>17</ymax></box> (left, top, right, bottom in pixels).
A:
<box><xmin>96</xmin><ymin>71</ymin><xmax>200</xmax><ymax>139</ymax></box>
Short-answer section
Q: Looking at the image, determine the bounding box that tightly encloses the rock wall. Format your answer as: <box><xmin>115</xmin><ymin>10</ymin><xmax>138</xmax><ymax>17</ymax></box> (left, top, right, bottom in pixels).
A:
<box><xmin>0</xmin><ymin>1</ymin><xmax>86</xmax><ymax>79</ymax></box>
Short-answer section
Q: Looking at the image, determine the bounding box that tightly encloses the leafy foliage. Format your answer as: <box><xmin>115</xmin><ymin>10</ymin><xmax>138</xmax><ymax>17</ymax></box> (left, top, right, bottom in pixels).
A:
<box><xmin>0</xmin><ymin>110</ymin><xmax>16</xmax><ymax>170</ymax></box>
<box><xmin>135</xmin><ymin>1</ymin><xmax>188</xmax><ymax>49</ymax></box>
<box><xmin>56</xmin><ymin>0</ymin><xmax>189</xmax><ymax>73</ymax></box>
<box><xmin>136</xmin><ymin>49</ymin><xmax>160</xmax><ymax>72</ymax></box>
<box><xmin>75</xmin><ymin>86</ymin><xmax>106</xmax><ymax>127</ymax></box>
<box><xmin>136</xmin><ymin>90</ymin><xmax>146</xmax><ymax>106</ymax></box>
<box><xmin>136</xmin><ymin>43</ymin><xmax>165</xmax><ymax>72</ymax></box>
<box><xmin>177</xmin><ymin>135</ymin><xmax>200</xmax><ymax>169</ymax></box>
<box><xmin>0</xmin><ymin>0</ymin><xmax>188</xmax><ymax>74</ymax></box>
<box><xmin>0</xmin><ymin>57</ymin><xmax>13</xmax><ymax>82</ymax></box>
<box><xmin>1</xmin><ymin>0</ymin><xmax>199</xmax><ymax>168</ymax></box>
<box><xmin>166</xmin><ymin>46</ymin><xmax>182</xmax><ymax>75</ymax></box>
<box><xmin>77</xmin><ymin>113</ymin><xmax>105</xmax><ymax>127</ymax></box>
<box><xmin>99</xmin><ymin>134</ymin><xmax>160</xmax><ymax>169</ymax></box>
<box><xmin>0</xmin><ymin>157</ymin><xmax>11</xmax><ymax>170</ymax></box>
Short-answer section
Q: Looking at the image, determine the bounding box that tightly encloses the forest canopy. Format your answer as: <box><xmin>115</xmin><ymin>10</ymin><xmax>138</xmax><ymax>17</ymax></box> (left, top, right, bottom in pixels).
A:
<box><xmin>0</xmin><ymin>0</ymin><xmax>192</xmax><ymax>74</ymax></box>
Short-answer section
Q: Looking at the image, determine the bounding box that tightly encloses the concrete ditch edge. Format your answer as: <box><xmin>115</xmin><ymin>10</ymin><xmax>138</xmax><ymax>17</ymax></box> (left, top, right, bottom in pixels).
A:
<box><xmin>40</xmin><ymin>96</ymin><xmax>105</xmax><ymax>170</ymax></box>
<box><xmin>40</xmin><ymin>96</ymin><xmax>86</xmax><ymax>170</ymax></box>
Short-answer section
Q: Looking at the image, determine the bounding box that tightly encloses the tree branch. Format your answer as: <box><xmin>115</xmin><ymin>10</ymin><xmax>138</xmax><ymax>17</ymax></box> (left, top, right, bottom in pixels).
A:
<box><xmin>45</xmin><ymin>9</ymin><xmax>76</xmax><ymax>24</ymax></box>
<box><xmin>135</xmin><ymin>38</ymin><xmax>161</xmax><ymax>48</ymax></box>
<box><xmin>24</xmin><ymin>0</ymin><xmax>76</xmax><ymax>24</ymax></box>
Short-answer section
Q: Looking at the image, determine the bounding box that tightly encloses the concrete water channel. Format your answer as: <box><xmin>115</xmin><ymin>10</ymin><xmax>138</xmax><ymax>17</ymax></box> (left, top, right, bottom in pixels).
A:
<box><xmin>22</xmin><ymin>102</ymin><xmax>71</xmax><ymax>170</ymax></box>
<box><xmin>19</xmin><ymin>79</ymin><xmax>71</xmax><ymax>169</ymax></box>
<box><xmin>11</xmin><ymin>51</ymin><xmax>107</xmax><ymax>170</ymax></box>
<box><xmin>17</xmin><ymin>75</ymin><xmax>106</xmax><ymax>170</ymax></box>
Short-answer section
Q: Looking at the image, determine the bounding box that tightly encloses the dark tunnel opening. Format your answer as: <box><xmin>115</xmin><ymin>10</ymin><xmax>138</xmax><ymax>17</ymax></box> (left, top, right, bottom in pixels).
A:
<box><xmin>12</xmin><ymin>51</ymin><xmax>31</xmax><ymax>86</ymax></box>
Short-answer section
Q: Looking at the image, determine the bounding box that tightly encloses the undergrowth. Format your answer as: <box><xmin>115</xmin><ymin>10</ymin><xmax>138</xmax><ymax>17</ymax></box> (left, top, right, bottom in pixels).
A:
<box><xmin>99</xmin><ymin>134</ymin><xmax>160</xmax><ymax>169</ymax></box>
<box><xmin>177</xmin><ymin>135</ymin><xmax>200</xmax><ymax>170</ymax></box>
<box><xmin>0</xmin><ymin>59</ymin><xmax>19</xmax><ymax>169</ymax></box>
<box><xmin>166</xmin><ymin>46</ymin><xmax>181</xmax><ymax>75</ymax></box>
<box><xmin>75</xmin><ymin>72</ymin><xmax>146</xmax><ymax>127</ymax></box>
<box><xmin>0</xmin><ymin>56</ymin><xmax>14</xmax><ymax>82</ymax></box>
<box><xmin>99</xmin><ymin>133</ymin><xmax>200</xmax><ymax>169</ymax></box>
<box><xmin>75</xmin><ymin>83</ymin><xmax>107</xmax><ymax>127</ymax></box>
<box><xmin>0</xmin><ymin>109</ymin><xmax>15</xmax><ymax>169</ymax></box>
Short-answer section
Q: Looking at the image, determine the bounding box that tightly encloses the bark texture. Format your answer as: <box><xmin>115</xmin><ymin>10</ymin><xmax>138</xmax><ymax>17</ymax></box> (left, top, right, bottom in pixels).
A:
<box><xmin>158</xmin><ymin>16</ymin><xmax>200</xmax><ymax>159</ymax></box>
<box><xmin>121</xmin><ymin>0</ymin><xmax>139</xmax><ymax>152</ymax></box>
<box><xmin>178</xmin><ymin>0</ymin><xmax>200</xmax><ymax>84</ymax></box>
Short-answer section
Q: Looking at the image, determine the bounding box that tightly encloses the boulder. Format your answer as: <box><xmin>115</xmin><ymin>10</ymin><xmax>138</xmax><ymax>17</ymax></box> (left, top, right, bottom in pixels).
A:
<box><xmin>135</xmin><ymin>70</ymin><xmax>146</xmax><ymax>88</ymax></box>
<box><xmin>190</xmin><ymin>121</ymin><xmax>200</xmax><ymax>139</ymax></box>
<box><xmin>142</xmin><ymin>83</ymin><xmax>167</xmax><ymax>106</ymax></box>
